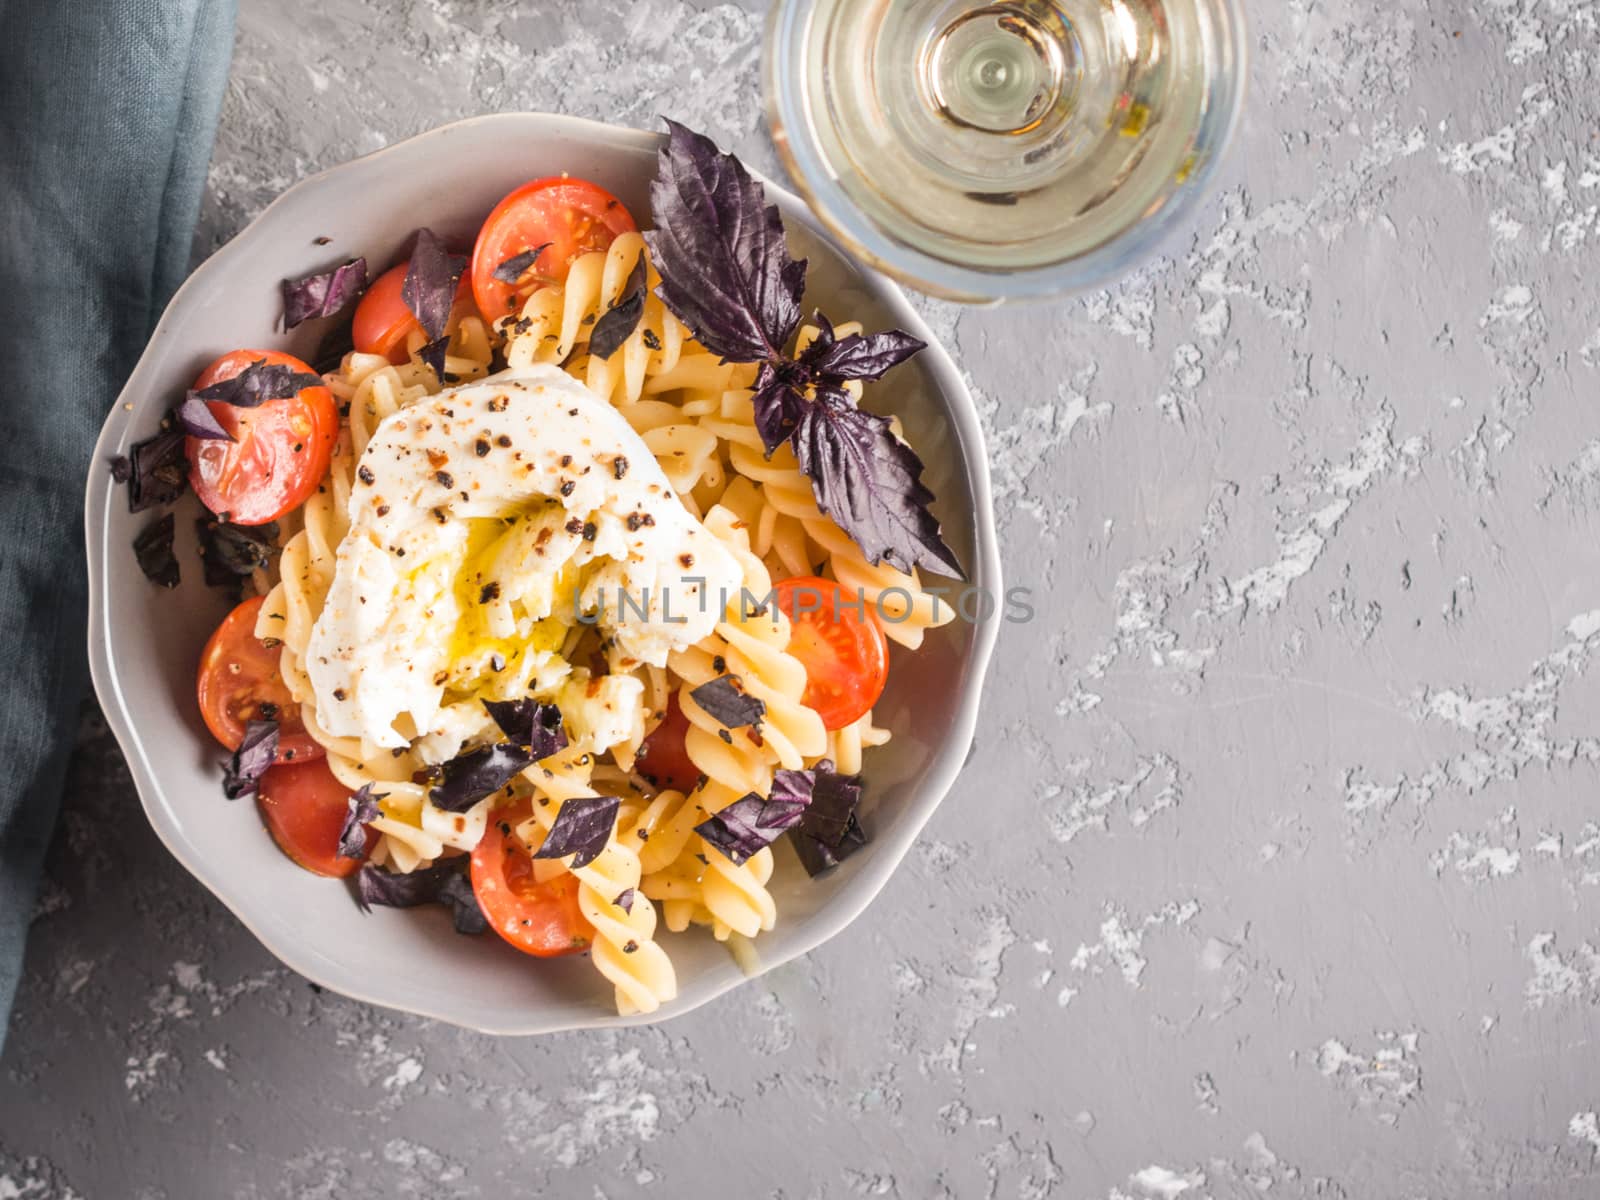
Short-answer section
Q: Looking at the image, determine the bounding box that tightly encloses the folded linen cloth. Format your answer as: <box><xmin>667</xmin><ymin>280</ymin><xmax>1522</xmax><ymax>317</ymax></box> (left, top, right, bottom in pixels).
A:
<box><xmin>0</xmin><ymin>0</ymin><xmax>236</xmax><ymax>1046</ymax></box>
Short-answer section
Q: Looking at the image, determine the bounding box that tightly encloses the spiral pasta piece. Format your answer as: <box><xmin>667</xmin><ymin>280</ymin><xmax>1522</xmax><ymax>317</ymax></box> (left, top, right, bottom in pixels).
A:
<box><xmin>500</xmin><ymin>233</ymin><xmax>690</xmax><ymax>405</ymax></box>
<box><xmin>516</xmin><ymin>749</ymin><xmax>676</xmax><ymax>1015</ymax></box>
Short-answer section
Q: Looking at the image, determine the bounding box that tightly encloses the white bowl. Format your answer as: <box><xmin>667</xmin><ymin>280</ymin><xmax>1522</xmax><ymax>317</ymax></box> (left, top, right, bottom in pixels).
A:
<box><xmin>84</xmin><ymin>114</ymin><xmax>1001</xmax><ymax>1034</ymax></box>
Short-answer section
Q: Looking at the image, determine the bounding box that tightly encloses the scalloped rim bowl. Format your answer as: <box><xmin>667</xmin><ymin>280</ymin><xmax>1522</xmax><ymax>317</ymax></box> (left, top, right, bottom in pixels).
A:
<box><xmin>84</xmin><ymin>113</ymin><xmax>1001</xmax><ymax>1035</ymax></box>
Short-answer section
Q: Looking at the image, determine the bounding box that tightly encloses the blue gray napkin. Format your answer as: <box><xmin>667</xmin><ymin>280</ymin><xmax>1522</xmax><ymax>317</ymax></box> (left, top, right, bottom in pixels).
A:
<box><xmin>0</xmin><ymin>0</ymin><xmax>236</xmax><ymax>1043</ymax></box>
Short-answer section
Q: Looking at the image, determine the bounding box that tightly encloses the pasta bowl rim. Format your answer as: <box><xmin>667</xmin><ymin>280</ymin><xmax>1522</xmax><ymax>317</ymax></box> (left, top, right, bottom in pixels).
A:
<box><xmin>82</xmin><ymin>111</ymin><xmax>1002</xmax><ymax>1035</ymax></box>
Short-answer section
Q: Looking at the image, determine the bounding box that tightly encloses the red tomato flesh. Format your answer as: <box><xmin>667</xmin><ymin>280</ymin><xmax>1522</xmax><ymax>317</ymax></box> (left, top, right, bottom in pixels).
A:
<box><xmin>773</xmin><ymin>576</ymin><xmax>890</xmax><ymax>731</ymax></box>
<box><xmin>471</xmin><ymin>799</ymin><xmax>594</xmax><ymax>957</ymax></box>
<box><xmin>470</xmin><ymin>177</ymin><xmax>637</xmax><ymax>323</ymax></box>
<box><xmin>185</xmin><ymin>349</ymin><xmax>337</xmax><ymax>526</ymax></box>
<box><xmin>258</xmin><ymin>757</ymin><xmax>373</xmax><ymax>878</ymax></box>
<box><xmin>196</xmin><ymin>595</ymin><xmax>322</xmax><ymax>764</ymax></box>
<box><xmin>634</xmin><ymin>694</ymin><xmax>700</xmax><ymax>794</ymax></box>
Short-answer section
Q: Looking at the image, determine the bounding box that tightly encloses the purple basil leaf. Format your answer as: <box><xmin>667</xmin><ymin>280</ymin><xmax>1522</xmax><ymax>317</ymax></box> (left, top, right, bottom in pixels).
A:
<box><xmin>282</xmin><ymin>257</ymin><xmax>368</xmax><ymax>329</ymax></box>
<box><xmin>644</xmin><ymin>119</ymin><xmax>806</xmax><ymax>364</ymax></box>
<box><xmin>108</xmin><ymin>455</ymin><xmax>132</xmax><ymax>483</ymax></box>
<box><xmin>750</xmin><ymin>362</ymin><xmax>808</xmax><ymax>455</ymax></box>
<box><xmin>222</xmin><ymin>719</ymin><xmax>279</xmax><ymax>799</ymax></box>
<box><xmin>791</xmin><ymin>759</ymin><xmax>862</xmax><ymax>848</ymax></box>
<box><xmin>769</xmin><ymin>766</ymin><xmax>817</xmax><ymax>809</ymax></box>
<box><xmin>532</xmin><ymin>795</ymin><xmax>619</xmax><ymax>869</ymax></box>
<box><xmin>792</xmin><ymin>812</ymin><xmax>867</xmax><ymax>876</ymax></box>
<box><xmin>196</xmin><ymin>518</ymin><xmax>279</xmax><ymax>587</ymax></box>
<box><xmin>356</xmin><ymin>861</ymin><xmax>485</xmax><ymax>934</ymax></box>
<box><xmin>402</xmin><ymin>228</ymin><xmax>467</xmax><ymax>341</ymax></box>
<box><xmin>125</xmin><ymin>426</ymin><xmax>188</xmax><ymax>511</ymax></box>
<box><xmin>808</xmin><ymin>328</ymin><xmax>926</xmax><ymax>382</ymax></box>
<box><xmin>785</xmin><ymin>758</ymin><xmax>867</xmax><ymax>876</ymax></box>
<box><xmin>428</xmin><ymin>742</ymin><xmax>535</xmax><ymax>813</ymax></box>
<box><xmin>482</xmin><ymin>699</ymin><xmax>568</xmax><ymax>759</ymax></box>
<box><xmin>614</xmin><ymin>888</ymin><xmax>635</xmax><ymax>914</ymax></box>
<box><xmin>492</xmin><ymin>243</ymin><xmax>551</xmax><ymax>284</ymax></box>
<box><xmin>356</xmin><ymin>862</ymin><xmax>444</xmax><ymax>910</ymax></box>
<box><xmin>175</xmin><ymin>393</ymin><xmax>233</xmax><ymax>441</ymax></box>
<box><xmin>337</xmin><ymin>784</ymin><xmax>385</xmax><ymax>860</ymax></box>
<box><xmin>793</xmin><ymin>386</ymin><xmax>964</xmax><ymax>579</ymax></box>
<box><xmin>196</xmin><ymin>359</ymin><xmax>324</xmax><ymax>409</ymax></box>
<box><xmin>436</xmin><ymin>868</ymin><xmax>488</xmax><ymax>935</ymax></box>
<box><xmin>133</xmin><ymin>512</ymin><xmax>180</xmax><ymax>588</ymax></box>
<box><xmin>588</xmin><ymin>256</ymin><xmax>648</xmax><ymax>361</ymax></box>
<box><xmin>690</xmin><ymin>675</ymin><xmax>766</xmax><ymax>729</ymax></box>
<box><xmin>418</xmin><ymin>336</ymin><xmax>452</xmax><ymax>381</ymax></box>
<box><xmin>696</xmin><ymin>789</ymin><xmax>810</xmax><ymax>866</ymax></box>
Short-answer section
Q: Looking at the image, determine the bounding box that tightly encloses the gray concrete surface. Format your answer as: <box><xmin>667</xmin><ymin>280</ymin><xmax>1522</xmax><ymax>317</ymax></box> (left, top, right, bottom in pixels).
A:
<box><xmin>6</xmin><ymin>0</ymin><xmax>1600</xmax><ymax>1196</ymax></box>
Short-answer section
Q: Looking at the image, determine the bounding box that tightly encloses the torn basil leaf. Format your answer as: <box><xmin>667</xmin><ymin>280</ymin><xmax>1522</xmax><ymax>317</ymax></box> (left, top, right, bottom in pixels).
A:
<box><xmin>492</xmin><ymin>243</ymin><xmax>551</xmax><ymax>284</ymax></box>
<box><xmin>282</xmin><ymin>257</ymin><xmax>368</xmax><ymax>329</ymax></box>
<box><xmin>792</xmin><ymin>812</ymin><xmax>867</xmax><ymax>876</ymax></box>
<box><xmin>196</xmin><ymin>518</ymin><xmax>278</xmax><ymax>587</ymax></box>
<box><xmin>418</xmin><ymin>336</ymin><xmax>452</xmax><ymax>381</ymax></box>
<box><xmin>696</xmin><ymin>790</ymin><xmax>810</xmax><ymax>866</ymax></box>
<box><xmin>125</xmin><ymin>426</ymin><xmax>188</xmax><ymax>512</ymax></box>
<box><xmin>436</xmin><ymin>868</ymin><xmax>488</xmax><ymax>935</ymax></box>
<box><xmin>588</xmin><ymin>256</ymin><xmax>647</xmax><ymax>361</ymax></box>
<box><xmin>614</xmin><ymin>888</ymin><xmax>635</xmax><ymax>914</ymax></box>
<box><xmin>174</xmin><ymin>394</ymin><xmax>233</xmax><ymax>441</ymax></box>
<box><xmin>532</xmin><ymin>795</ymin><xmax>619</xmax><ymax>869</ymax></box>
<box><xmin>356</xmin><ymin>862</ymin><xmax>443</xmax><ymax>909</ymax></box>
<box><xmin>133</xmin><ymin>512</ymin><xmax>180</xmax><ymax>588</ymax></box>
<box><xmin>356</xmin><ymin>860</ymin><xmax>486</xmax><ymax>935</ymax></box>
<box><xmin>195</xmin><ymin>359</ymin><xmax>323</xmax><ymax>408</ymax></box>
<box><xmin>428</xmin><ymin>742</ymin><xmax>535</xmax><ymax>813</ymax></box>
<box><xmin>690</xmin><ymin>675</ymin><xmax>766</xmax><ymax>729</ymax></box>
<box><xmin>482</xmin><ymin>699</ymin><xmax>567</xmax><ymax>759</ymax></box>
<box><xmin>402</xmin><ymin>228</ymin><xmax>467</xmax><ymax>341</ymax></box>
<box><xmin>783</xmin><ymin>759</ymin><xmax>868</xmax><ymax>876</ymax></box>
<box><xmin>791</xmin><ymin>760</ymin><xmax>861</xmax><ymax>847</ymax></box>
<box><xmin>792</xmin><ymin>387</ymin><xmax>964</xmax><ymax>579</ymax></box>
<box><xmin>337</xmin><ymin>784</ymin><xmax>385</xmax><ymax>860</ymax></box>
<box><xmin>222</xmin><ymin>719</ymin><xmax>278</xmax><ymax>799</ymax></box>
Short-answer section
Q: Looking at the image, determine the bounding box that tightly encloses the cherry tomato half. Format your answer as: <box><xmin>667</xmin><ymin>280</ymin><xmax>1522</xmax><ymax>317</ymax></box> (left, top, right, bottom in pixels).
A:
<box><xmin>471</xmin><ymin>799</ymin><xmax>594</xmax><ymax>957</ymax></box>
<box><xmin>352</xmin><ymin>261</ymin><xmax>474</xmax><ymax>364</ymax></box>
<box><xmin>196</xmin><ymin>595</ymin><xmax>323</xmax><ymax>765</ymax></box>
<box><xmin>634</xmin><ymin>694</ymin><xmax>700</xmax><ymax>794</ymax></box>
<box><xmin>185</xmin><ymin>349</ymin><xmax>338</xmax><ymax>525</ymax></box>
<box><xmin>258</xmin><ymin>757</ymin><xmax>373</xmax><ymax>878</ymax></box>
<box><xmin>773</xmin><ymin>576</ymin><xmax>890</xmax><ymax>731</ymax></box>
<box><xmin>469</xmin><ymin>177</ymin><xmax>637</xmax><ymax>323</ymax></box>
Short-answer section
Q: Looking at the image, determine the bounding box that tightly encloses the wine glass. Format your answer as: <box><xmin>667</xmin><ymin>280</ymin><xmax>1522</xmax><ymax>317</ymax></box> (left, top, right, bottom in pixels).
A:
<box><xmin>763</xmin><ymin>0</ymin><xmax>1248</xmax><ymax>302</ymax></box>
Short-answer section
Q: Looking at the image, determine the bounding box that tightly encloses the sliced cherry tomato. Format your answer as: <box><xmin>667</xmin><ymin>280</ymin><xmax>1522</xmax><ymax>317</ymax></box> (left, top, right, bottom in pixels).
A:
<box><xmin>471</xmin><ymin>799</ymin><xmax>594</xmax><ymax>957</ymax></box>
<box><xmin>258</xmin><ymin>757</ymin><xmax>372</xmax><ymax>878</ymax></box>
<box><xmin>352</xmin><ymin>261</ymin><xmax>474</xmax><ymax>364</ymax></box>
<box><xmin>470</xmin><ymin>177</ymin><xmax>637</xmax><ymax>323</ymax></box>
<box><xmin>634</xmin><ymin>694</ymin><xmax>700</xmax><ymax>794</ymax></box>
<box><xmin>185</xmin><ymin>349</ymin><xmax>338</xmax><ymax>525</ymax></box>
<box><xmin>773</xmin><ymin>576</ymin><xmax>890</xmax><ymax>731</ymax></box>
<box><xmin>197</xmin><ymin>595</ymin><xmax>323</xmax><ymax>765</ymax></box>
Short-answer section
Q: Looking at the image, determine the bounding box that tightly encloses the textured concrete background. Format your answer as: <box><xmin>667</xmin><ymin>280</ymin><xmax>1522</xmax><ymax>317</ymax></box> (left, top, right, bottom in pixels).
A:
<box><xmin>5</xmin><ymin>0</ymin><xmax>1600</xmax><ymax>1196</ymax></box>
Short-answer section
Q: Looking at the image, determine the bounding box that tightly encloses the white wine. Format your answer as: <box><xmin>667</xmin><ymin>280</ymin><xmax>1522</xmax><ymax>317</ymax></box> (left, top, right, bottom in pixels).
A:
<box><xmin>765</xmin><ymin>0</ymin><xmax>1246</xmax><ymax>300</ymax></box>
